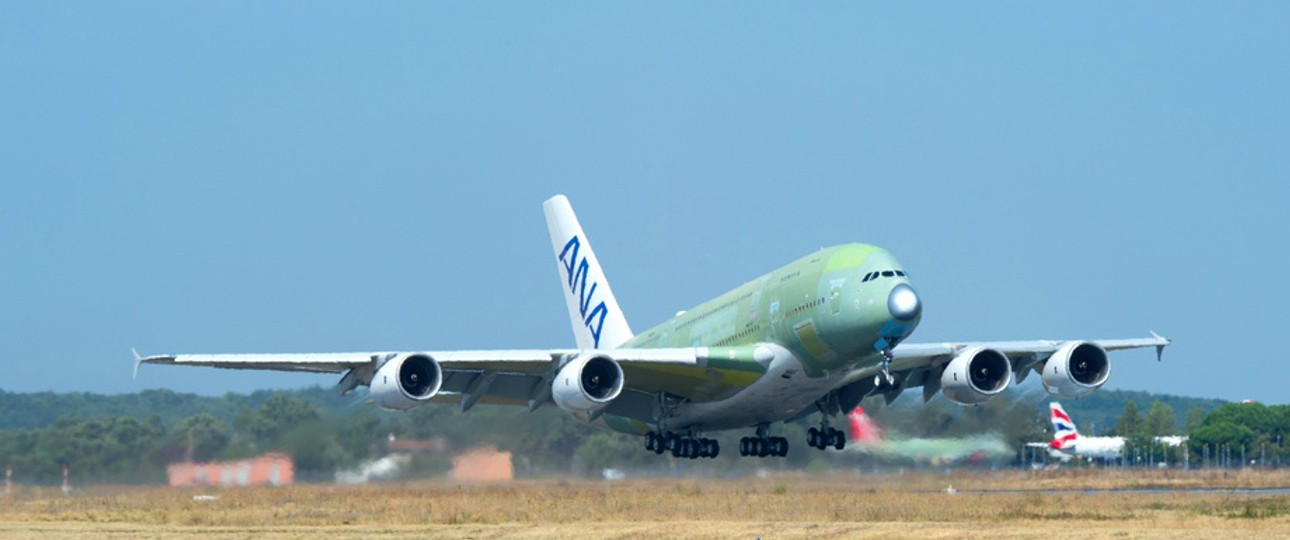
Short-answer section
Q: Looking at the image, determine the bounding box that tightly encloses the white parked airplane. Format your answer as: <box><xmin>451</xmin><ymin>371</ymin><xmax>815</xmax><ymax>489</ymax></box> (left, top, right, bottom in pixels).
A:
<box><xmin>137</xmin><ymin>195</ymin><xmax>1170</xmax><ymax>460</ymax></box>
<box><xmin>1038</xmin><ymin>402</ymin><xmax>1186</xmax><ymax>460</ymax></box>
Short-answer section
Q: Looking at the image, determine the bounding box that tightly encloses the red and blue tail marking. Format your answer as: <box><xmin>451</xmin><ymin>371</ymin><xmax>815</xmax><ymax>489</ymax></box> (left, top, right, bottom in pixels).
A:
<box><xmin>1049</xmin><ymin>402</ymin><xmax>1079</xmax><ymax>450</ymax></box>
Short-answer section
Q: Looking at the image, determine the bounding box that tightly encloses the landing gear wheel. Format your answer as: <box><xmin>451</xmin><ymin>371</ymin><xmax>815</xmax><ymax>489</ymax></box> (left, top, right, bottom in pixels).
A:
<box><xmin>832</xmin><ymin>430</ymin><xmax>845</xmax><ymax>450</ymax></box>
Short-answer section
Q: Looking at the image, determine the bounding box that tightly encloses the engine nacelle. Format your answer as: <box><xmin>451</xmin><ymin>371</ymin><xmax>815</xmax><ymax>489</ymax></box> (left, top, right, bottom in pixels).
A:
<box><xmin>552</xmin><ymin>354</ymin><xmax>624</xmax><ymax>414</ymax></box>
<box><xmin>1041</xmin><ymin>341</ymin><xmax>1110</xmax><ymax>399</ymax></box>
<box><xmin>370</xmin><ymin>354</ymin><xmax>443</xmax><ymax>411</ymax></box>
<box><xmin>940</xmin><ymin>347</ymin><xmax>1012</xmax><ymax>405</ymax></box>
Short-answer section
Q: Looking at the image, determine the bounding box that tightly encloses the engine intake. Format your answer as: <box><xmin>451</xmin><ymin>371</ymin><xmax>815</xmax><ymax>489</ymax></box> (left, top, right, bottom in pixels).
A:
<box><xmin>1041</xmin><ymin>341</ymin><xmax>1110</xmax><ymax>399</ymax></box>
<box><xmin>552</xmin><ymin>354</ymin><xmax>624</xmax><ymax>414</ymax></box>
<box><xmin>940</xmin><ymin>347</ymin><xmax>1012</xmax><ymax>405</ymax></box>
<box><xmin>370</xmin><ymin>354</ymin><xmax>443</xmax><ymax>410</ymax></box>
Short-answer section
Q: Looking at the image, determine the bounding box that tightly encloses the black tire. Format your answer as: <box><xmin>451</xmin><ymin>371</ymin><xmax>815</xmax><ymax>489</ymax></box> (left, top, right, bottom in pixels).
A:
<box><xmin>709</xmin><ymin>439</ymin><xmax>720</xmax><ymax>458</ymax></box>
<box><xmin>808</xmin><ymin>428</ymin><xmax>819</xmax><ymax>449</ymax></box>
<box><xmin>832</xmin><ymin>430</ymin><xmax>845</xmax><ymax>451</ymax></box>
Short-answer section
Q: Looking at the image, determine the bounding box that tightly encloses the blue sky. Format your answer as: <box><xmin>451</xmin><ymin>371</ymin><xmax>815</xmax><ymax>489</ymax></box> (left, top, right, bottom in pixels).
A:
<box><xmin>2</xmin><ymin>3</ymin><xmax>1286</xmax><ymax>402</ymax></box>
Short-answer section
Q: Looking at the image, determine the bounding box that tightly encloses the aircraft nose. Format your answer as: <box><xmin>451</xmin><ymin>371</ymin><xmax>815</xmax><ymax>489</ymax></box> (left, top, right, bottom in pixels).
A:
<box><xmin>887</xmin><ymin>283</ymin><xmax>921</xmax><ymax>322</ymax></box>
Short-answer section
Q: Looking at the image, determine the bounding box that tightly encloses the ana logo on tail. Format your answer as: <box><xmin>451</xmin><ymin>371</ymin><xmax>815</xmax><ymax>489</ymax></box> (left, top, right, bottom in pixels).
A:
<box><xmin>543</xmin><ymin>195</ymin><xmax>633</xmax><ymax>350</ymax></box>
<box><xmin>1049</xmin><ymin>402</ymin><xmax>1079</xmax><ymax>450</ymax></box>
<box><xmin>558</xmin><ymin>236</ymin><xmax>610</xmax><ymax>348</ymax></box>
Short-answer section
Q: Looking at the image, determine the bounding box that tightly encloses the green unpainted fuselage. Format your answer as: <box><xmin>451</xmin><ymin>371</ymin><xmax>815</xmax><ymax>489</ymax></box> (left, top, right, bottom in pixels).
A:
<box><xmin>628</xmin><ymin>242</ymin><xmax>917</xmax><ymax>366</ymax></box>
<box><xmin>608</xmin><ymin>244</ymin><xmax>920</xmax><ymax>421</ymax></box>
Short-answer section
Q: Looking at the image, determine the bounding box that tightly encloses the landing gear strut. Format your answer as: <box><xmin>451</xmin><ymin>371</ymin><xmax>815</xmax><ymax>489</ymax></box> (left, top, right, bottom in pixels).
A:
<box><xmin>879</xmin><ymin>346</ymin><xmax>896</xmax><ymax>387</ymax></box>
<box><xmin>739</xmin><ymin>424</ymin><xmax>787</xmax><ymax>458</ymax></box>
<box><xmin>645</xmin><ymin>431</ymin><xmax>719</xmax><ymax>459</ymax></box>
<box><xmin>807</xmin><ymin>394</ymin><xmax>846</xmax><ymax>451</ymax></box>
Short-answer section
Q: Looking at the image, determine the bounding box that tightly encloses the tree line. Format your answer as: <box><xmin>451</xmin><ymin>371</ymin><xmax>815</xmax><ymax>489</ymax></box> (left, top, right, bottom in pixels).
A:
<box><xmin>1101</xmin><ymin>398</ymin><xmax>1290</xmax><ymax>468</ymax></box>
<box><xmin>0</xmin><ymin>385</ymin><xmax>1250</xmax><ymax>484</ymax></box>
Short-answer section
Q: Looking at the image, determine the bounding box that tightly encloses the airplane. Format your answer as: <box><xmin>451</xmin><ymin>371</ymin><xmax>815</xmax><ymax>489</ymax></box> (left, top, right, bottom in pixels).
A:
<box><xmin>136</xmin><ymin>195</ymin><xmax>1171</xmax><ymax>460</ymax></box>
<box><xmin>845</xmin><ymin>406</ymin><xmax>1012</xmax><ymax>465</ymax></box>
<box><xmin>1037</xmin><ymin>402</ymin><xmax>1186</xmax><ymax>461</ymax></box>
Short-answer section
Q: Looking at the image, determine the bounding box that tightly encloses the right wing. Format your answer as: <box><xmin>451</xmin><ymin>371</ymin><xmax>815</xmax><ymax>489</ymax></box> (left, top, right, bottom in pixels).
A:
<box><xmin>831</xmin><ymin>333</ymin><xmax>1171</xmax><ymax>410</ymax></box>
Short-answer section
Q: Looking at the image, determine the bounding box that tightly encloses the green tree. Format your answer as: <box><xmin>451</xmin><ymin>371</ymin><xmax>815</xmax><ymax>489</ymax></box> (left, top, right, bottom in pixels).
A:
<box><xmin>1112</xmin><ymin>400</ymin><xmax>1142</xmax><ymax>438</ymax></box>
<box><xmin>1183</xmin><ymin>406</ymin><xmax>1208</xmax><ymax>432</ymax></box>
<box><xmin>233</xmin><ymin>394</ymin><xmax>323</xmax><ymax>449</ymax></box>
<box><xmin>167</xmin><ymin>414</ymin><xmax>232</xmax><ymax>462</ymax></box>
<box><xmin>1143</xmin><ymin>401</ymin><xmax>1176</xmax><ymax>437</ymax></box>
<box><xmin>1190</xmin><ymin>422</ymin><xmax>1255</xmax><ymax>455</ymax></box>
<box><xmin>32</xmin><ymin>416</ymin><xmax>166</xmax><ymax>483</ymax></box>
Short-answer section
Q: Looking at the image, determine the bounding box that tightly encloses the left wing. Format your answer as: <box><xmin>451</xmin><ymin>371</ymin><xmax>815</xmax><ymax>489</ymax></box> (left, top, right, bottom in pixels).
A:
<box><xmin>833</xmin><ymin>333</ymin><xmax>1171</xmax><ymax>409</ymax></box>
<box><xmin>136</xmin><ymin>345</ymin><xmax>767</xmax><ymax>421</ymax></box>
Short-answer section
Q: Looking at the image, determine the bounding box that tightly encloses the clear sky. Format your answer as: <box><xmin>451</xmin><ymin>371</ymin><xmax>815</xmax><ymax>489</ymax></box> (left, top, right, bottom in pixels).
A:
<box><xmin>2</xmin><ymin>3</ymin><xmax>1287</xmax><ymax>402</ymax></box>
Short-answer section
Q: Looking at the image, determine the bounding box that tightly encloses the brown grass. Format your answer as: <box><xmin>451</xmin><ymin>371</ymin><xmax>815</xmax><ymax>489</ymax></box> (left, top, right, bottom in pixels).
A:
<box><xmin>2</xmin><ymin>469</ymin><xmax>1290</xmax><ymax>538</ymax></box>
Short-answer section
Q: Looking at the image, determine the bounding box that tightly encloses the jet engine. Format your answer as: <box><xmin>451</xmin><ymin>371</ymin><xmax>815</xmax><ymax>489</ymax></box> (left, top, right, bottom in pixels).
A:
<box><xmin>1041</xmin><ymin>341</ymin><xmax>1110</xmax><ymax>399</ymax></box>
<box><xmin>940</xmin><ymin>347</ymin><xmax>1012</xmax><ymax>405</ymax></box>
<box><xmin>552</xmin><ymin>353</ymin><xmax>624</xmax><ymax>414</ymax></box>
<box><xmin>370</xmin><ymin>354</ymin><xmax>443</xmax><ymax>411</ymax></box>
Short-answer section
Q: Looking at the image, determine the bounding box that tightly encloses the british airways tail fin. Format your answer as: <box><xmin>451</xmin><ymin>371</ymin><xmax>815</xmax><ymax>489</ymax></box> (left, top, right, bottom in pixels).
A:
<box><xmin>1049</xmin><ymin>402</ymin><xmax>1079</xmax><ymax>450</ymax></box>
<box><xmin>542</xmin><ymin>195</ymin><xmax>634</xmax><ymax>349</ymax></box>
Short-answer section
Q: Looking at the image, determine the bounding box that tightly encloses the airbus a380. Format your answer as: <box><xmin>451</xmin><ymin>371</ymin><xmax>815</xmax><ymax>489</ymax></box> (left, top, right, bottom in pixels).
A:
<box><xmin>138</xmin><ymin>195</ymin><xmax>1170</xmax><ymax>460</ymax></box>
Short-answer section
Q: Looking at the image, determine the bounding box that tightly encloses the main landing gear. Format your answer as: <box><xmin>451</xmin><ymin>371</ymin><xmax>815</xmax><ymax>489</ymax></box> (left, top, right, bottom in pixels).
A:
<box><xmin>807</xmin><ymin>399</ymin><xmax>845</xmax><ymax>451</ymax></box>
<box><xmin>807</xmin><ymin>425</ymin><xmax>845</xmax><ymax>451</ymax></box>
<box><xmin>645</xmin><ymin>431</ymin><xmax>719</xmax><ymax>459</ymax></box>
<box><xmin>739</xmin><ymin>424</ymin><xmax>787</xmax><ymax>458</ymax></box>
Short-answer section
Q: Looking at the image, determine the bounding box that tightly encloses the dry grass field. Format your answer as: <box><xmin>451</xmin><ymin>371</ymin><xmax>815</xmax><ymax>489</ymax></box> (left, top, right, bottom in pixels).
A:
<box><xmin>3</xmin><ymin>469</ymin><xmax>1290</xmax><ymax>538</ymax></box>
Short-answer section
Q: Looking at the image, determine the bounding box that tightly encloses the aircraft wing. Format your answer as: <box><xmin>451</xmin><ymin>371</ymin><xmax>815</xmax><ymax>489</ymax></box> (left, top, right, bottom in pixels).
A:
<box><xmin>136</xmin><ymin>346</ymin><xmax>766</xmax><ymax>421</ymax></box>
<box><xmin>833</xmin><ymin>333</ymin><xmax>1171</xmax><ymax>409</ymax></box>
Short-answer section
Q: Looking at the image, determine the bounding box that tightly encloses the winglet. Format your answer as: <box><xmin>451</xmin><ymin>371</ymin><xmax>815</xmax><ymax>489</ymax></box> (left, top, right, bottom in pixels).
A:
<box><xmin>1150</xmin><ymin>331</ymin><xmax>1170</xmax><ymax>362</ymax></box>
<box><xmin>132</xmin><ymin>348</ymin><xmax>144</xmax><ymax>379</ymax></box>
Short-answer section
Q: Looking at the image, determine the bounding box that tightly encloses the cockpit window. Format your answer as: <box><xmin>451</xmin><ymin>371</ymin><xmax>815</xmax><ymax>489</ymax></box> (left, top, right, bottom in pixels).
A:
<box><xmin>864</xmin><ymin>269</ymin><xmax>907</xmax><ymax>282</ymax></box>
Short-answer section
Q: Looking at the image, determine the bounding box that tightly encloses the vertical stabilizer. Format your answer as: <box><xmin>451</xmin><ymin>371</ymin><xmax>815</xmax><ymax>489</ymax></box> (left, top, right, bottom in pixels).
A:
<box><xmin>542</xmin><ymin>195</ymin><xmax>634</xmax><ymax>349</ymax></box>
<box><xmin>1049</xmin><ymin>402</ymin><xmax>1079</xmax><ymax>449</ymax></box>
